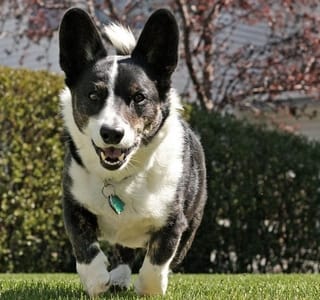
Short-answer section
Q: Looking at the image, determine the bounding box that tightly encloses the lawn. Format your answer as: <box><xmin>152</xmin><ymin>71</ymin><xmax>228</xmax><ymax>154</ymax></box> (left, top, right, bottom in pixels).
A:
<box><xmin>1</xmin><ymin>273</ymin><xmax>320</xmax><ymax>300</ymax></box>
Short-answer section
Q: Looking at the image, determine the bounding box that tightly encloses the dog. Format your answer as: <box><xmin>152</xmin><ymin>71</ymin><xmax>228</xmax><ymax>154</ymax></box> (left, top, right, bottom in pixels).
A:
<box><xmin>59</xmin><ymin>7</ymin><xmax>207</xmax><ymax>297</ymax></box>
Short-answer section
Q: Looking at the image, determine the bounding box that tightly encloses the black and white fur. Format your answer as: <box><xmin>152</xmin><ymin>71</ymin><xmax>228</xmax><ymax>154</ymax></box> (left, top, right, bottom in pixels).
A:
<box><xmin>59</xmin><ymin>7</ymin><xmax>206</xmax><ymax>297</ymax></box>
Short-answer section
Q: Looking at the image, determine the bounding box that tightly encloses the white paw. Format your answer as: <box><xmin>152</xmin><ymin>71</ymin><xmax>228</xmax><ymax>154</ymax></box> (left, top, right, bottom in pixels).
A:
<box><xmin>110</xmin><ymin>264</ymin><xmax>131</xmax><ymax>290</ymax></box>
<box><xmin>83</xmin><ymin>270</ymin><xmax>111</xmax><ymax>297</ymax></box>
<box><xmin>134</xmin><ymin>274</ymin><xmax>168</xmax><ymax>296</ymax></box>
<box><xmin>76</xmin><ymin>251</ymin><xmax>111</xmax><ymax>297</ymax></box>
<box><xmin>134</xmin><ymin>257</ymin><xmax>169</xmax><ymax>296</ymax></box>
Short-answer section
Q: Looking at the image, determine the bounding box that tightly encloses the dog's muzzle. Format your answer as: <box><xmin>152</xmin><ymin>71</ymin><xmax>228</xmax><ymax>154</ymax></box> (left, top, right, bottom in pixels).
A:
<box><xmin>92</xmin><ymin>140</ymin><xmax>137</xmax><ymax>170</ymax></box>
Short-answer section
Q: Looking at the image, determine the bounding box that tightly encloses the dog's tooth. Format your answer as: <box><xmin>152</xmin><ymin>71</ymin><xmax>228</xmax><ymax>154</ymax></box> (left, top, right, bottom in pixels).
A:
<box><xmin>119</xmin><ymin>153</ymin><xmax>125</xmax><ymax>161</ymax></box>
<box><xmin>100</xmin><ymin>151</ymin><xmax>106</xmax><ymax>161</ymax></box>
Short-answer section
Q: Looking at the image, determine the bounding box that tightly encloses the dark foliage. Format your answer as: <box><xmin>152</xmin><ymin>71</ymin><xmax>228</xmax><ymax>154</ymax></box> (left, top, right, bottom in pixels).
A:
<box><xmin>181</xmin><ymin>106</ymin><xmax>320</xmax><ymax>273</ymax></box>
<box><xmin>1</xmin><ymin>67</ymin><xmax>320</xmax><ymax>273</ymax></box>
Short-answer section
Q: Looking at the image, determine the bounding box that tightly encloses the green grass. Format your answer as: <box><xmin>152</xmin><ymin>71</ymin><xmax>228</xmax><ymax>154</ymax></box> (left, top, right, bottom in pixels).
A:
<box><xmin>1</xmin><ymin>274</ymin><xmax>320</xmax><ymax>299</ymax></box>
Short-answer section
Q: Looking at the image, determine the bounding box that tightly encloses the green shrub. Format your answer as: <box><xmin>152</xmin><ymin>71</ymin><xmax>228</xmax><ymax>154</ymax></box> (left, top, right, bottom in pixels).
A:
<box><xmin>0</xmin><ymin>66</ymin><xmax>73</xmax><ymax>272</ymax></box>
<box><xmin>1</xmin><ymin>67</ymin><xmax>320</xmax><ymax>274</ymax></box>
<box><xmin>180</xmin><ymin>107</ymin><xmax>320</xmax><ymax>273</ymax></box>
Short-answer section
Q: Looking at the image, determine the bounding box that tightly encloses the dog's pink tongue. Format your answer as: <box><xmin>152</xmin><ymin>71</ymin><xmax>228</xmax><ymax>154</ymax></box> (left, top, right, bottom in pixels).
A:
<box><xmin>104</xmin><ymin>147</ymin><xmax>122</xmax><ymax>159</ymax></box>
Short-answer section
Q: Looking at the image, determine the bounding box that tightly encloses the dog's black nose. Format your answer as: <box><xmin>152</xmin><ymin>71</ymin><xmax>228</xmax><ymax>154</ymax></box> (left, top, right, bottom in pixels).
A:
<box><xmin>100</xmin><ymin>125</ymin><xmax>124</xmax><ymax>145</ymax></box>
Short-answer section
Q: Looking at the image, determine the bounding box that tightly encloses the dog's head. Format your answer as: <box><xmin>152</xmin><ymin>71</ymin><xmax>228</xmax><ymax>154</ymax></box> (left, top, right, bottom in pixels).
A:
<box><xmin>59</xmin><ymin>8</ymin><xmax>179</xmax><ymax>171</ymax></box>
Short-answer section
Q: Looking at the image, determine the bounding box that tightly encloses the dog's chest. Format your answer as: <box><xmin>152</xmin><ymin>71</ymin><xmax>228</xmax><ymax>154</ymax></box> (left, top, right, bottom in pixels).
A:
<box><xmin>69</xmin><ymin>161</ymin><xmax>179</xmax><ymax>248</ymax></box>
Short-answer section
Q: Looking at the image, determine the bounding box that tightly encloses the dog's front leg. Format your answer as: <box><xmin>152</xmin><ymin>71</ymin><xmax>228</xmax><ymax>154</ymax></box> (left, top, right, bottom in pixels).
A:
<box><xmin>134</xmin><ymin>214</ymin><xmax>187</xmax><ymax>296</ymax></box>
<box><xmin>63</xmin><ymin>195</ymin><xmax>110</xmax><ymax>297</ymax></box>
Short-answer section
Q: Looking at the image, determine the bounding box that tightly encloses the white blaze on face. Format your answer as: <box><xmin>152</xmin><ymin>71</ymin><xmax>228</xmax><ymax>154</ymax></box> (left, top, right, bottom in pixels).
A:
<box><xmin>86</xmin><ymin>56</ymin><xmax>136</xmax><ymax>149</ymax></box>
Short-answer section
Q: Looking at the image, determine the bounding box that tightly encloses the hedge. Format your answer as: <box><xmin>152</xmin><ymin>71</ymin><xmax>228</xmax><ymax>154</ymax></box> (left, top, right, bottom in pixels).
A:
<box><xmin>180</xmin><ymin>106</ymin><xmax>320</xmax><ymax>273</ymax></box>
<box><xmin>1</xmin><ymin>66</ymin><xmax>320</xmax><ymax>273</ymax></box>
<box><xmin>0</xmin><ymin>66</ymin><xmax>71</xmax><ymax>272</ymax></box>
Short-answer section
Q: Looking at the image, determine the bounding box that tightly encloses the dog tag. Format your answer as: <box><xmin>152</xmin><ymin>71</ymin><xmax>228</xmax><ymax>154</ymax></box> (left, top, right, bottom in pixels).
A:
<box><xmin>109</xmin><ymin>195</ymin><xmax>125</xmax><ymax>215</ymax></box>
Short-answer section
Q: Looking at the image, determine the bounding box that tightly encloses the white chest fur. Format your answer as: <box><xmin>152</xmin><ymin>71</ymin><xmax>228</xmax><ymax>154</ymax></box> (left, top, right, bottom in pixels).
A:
<box><xmin>68</xmin><ymin>114</ymin><xmax>184</xmax><ymax>249</ymax></box>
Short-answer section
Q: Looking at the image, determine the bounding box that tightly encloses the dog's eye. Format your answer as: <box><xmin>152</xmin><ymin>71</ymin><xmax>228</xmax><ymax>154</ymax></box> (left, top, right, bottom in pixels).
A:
<box><xmin>88</xmin><ymin>92</ymin><xmax>99</xmax><ymax>101</ymax></box>
<box><xmin>132</xmin><ymin>93</ymin><xmax>145</xmax><ymax>104</ymax></box>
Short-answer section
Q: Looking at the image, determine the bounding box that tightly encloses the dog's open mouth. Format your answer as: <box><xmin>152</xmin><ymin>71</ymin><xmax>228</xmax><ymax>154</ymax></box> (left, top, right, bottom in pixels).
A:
<box><xmin>92</xmin><ymin>141</ymin><xmax>136</xmax><ymax>170</ymax></box>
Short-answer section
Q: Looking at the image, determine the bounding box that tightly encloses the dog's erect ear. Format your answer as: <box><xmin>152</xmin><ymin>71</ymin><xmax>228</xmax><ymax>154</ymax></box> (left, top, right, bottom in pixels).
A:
<box><xmin>59</xmin><ymin>8</ymin><xmax>107</xmax><ymax>86</ymax></box>
<box><xmin>132</xmin><ymin>9</ymin><xmax>179</xmax><ymax>80</ymax></box>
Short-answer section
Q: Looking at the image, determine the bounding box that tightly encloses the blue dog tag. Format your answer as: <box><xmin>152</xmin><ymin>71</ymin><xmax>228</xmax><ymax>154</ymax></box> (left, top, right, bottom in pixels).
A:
<box><xmin>109</xmin><ymin>195</ymin><xmax>125</xmax><ymax>215</ymax></box>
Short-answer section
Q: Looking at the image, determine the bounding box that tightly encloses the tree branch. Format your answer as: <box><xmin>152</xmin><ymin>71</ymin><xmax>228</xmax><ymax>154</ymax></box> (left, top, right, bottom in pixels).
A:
<box><xmin>175</xmin><ymin>0</ymin><xmax>213</xmax><ymax>111</ymax></box>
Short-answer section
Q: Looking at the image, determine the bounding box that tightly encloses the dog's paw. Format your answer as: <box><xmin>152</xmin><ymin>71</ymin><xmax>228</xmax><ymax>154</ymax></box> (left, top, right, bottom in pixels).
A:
<box><xmin>109</xmin><ymin>264</ymin><xmax>131</xmax><ymax>291</ymax></box>
<box><xmin>84</xmin><ymin>271</ymin><xmax>111</xmax><ymax>297</ymax></box>
<box><xmin>134</xmin><ymin>273</ymin><xmax>168</xmax><ymax>296</ymax></box>
<box><xmin>134</xmin><ymin>258</ymin><xmax>168</xmax><ymax>296</ymax></box>
<box><xmin>76</xmin><ymin>251</ymin><xmax>111</xmax><ymax>297</ymax></box>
